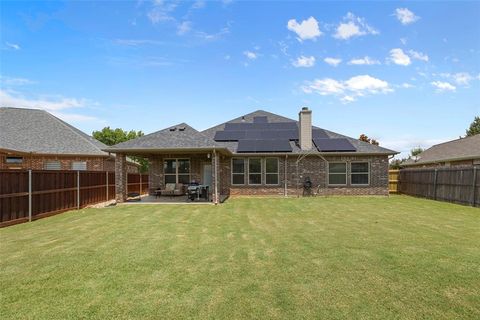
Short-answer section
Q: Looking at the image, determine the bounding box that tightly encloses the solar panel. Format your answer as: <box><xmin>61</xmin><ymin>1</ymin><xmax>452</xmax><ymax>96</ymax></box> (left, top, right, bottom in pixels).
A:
<box><xmin>237</xmin><ymin>139</ymin><xmax>292</xmax><ymax>153</ymax></box>
<box><xmin>312</xmin><ymin>129</ymin><xmax>329</xmax><ymax>139</ymax></box>
<box><xmin>313</xmin><ymin>138</ymin><xmax>356</xmax><ymax>152</ymax></box>
<box><xmin>214</xmin><ymin>130</ymin><xmax>246</xmax><ymax>141</ymax></box>
<box><xmin>224</xmin><ymin>122</ymin><xmax>297</xmax><ymax>131</ymax></box>
<box><xmin>253</xmin><ymin>116</ymin><xmax>268</xmax><ymax>123</ymax></box>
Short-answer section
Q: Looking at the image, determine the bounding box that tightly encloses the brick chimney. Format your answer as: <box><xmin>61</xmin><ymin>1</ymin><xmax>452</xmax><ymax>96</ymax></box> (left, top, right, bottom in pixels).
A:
<box><xmin>299</xmin><ymin>107</ymin><xmax>312</xmax><ymax>150</ymax></box>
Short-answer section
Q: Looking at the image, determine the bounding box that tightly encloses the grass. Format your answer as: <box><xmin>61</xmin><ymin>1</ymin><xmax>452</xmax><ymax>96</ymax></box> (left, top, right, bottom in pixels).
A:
<box><xmin>1</xmin><ymin>195</ymin><xmax>479</xmax><ymax>319</ymax></box>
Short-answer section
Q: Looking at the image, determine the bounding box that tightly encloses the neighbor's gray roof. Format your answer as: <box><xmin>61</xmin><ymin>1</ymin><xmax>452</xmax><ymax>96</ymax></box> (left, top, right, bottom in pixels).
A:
<box><xmin>402</xmin><ymin>134</ymin><xmax>480</xmax><ymax>166</ymax></box>
<box><xmin>201</xmin><ymin>110</ymin><xmax>397</xmax><ymax>155</ymax></box>
<box><xmin>104</xmin><ymin>123</ymin><xmax>219</xmax><ymax>152</ymax></box>
<box><xmin>0</xmin><ymin>107</ymin><xmax>109</xmax><ymax>156</ymax></box>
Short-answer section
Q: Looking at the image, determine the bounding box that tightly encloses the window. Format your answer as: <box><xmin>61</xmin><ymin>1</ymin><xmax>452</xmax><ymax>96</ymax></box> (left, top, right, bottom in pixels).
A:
<box><xmin>351</xmin><ymin>162</ymin><xmax>369</xmax><ymax>185</ymax></box>
<box><xmin>164</xmin><ymin>159</ymin><xmax>190</xmax><ymax>184</ymax></box>
<box><xmin>71</xmin><ymin>161</ymin><xmax>87</xmax><ymax>171</ymax></box>
<box><xmin>265</xmin><ymin>158</ymin><xmax>279</xmax><ymax>185</ymax></box>
<box><xmin>45</xmin><ymin>161</ymin><xmax>61</xmax><ymax>170</ymax></box>
<box><xmin>328</xmin><ymin>162</ymin><xmax>347</xmax><ymax>185</ymax></box>
<box><xmin>248</xmin><ymin>158</ymin><xmax>262</xmax><ymax>185</ymax></box>
<box><xmin>232</xmin><ymin>158</ymin><xmax>245</xmax><ymax>185</ymax></box>
<box><xmin>6</xmin><ymin>156</ymin><xmax>23</xmax><ymax>164</ymax></box>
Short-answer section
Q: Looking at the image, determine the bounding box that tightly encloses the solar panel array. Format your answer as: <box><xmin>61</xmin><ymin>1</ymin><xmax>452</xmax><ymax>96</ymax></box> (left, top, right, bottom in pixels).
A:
<box><xmin>313</xmin><ymin>138</ymin><xmax>357</xmax><ymax>152</ymax></box>
<box><xmin>214</xmin><ymin>118</ymin><xmax>356</xmax><ymax>153</ymax></box>
<box><xmin>237</xmin><ymin>139</ymin><xmax>293</xmax><ymax>153</ymax></box>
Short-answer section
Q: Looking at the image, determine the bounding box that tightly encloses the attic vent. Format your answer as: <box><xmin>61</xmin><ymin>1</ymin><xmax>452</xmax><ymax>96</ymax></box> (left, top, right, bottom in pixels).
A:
<box><xmin>169</xmin><ymin>127</ymin><xmax>177</xmax><ymax>132</ymax></box>
<box><xmin>178</xmin><ymin>127</ymin><xmax>186</xmax><ymax>131</ymax></box>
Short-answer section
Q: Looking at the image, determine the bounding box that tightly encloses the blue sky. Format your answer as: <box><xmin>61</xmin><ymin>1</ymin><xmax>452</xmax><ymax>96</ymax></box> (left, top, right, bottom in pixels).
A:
<box><xmin>1</xmin><ymin>0</ymin><xmax>479</xmax><ymax>158</ymax></box>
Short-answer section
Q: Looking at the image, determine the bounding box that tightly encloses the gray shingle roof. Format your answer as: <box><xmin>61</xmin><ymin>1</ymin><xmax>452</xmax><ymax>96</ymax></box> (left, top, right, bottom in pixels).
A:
<box><xmin>0</xmin><ymin>107</ymin><xmax>109</xmax><ymax>156</ymax></box>
<box><xmin>402</xmin><ymin>134</ymin><xmax>480</xmax><ymax>166</ymax></box>
<box><xmin>201</xmin><ymin>110</ymin><xmax>397</xmax><ymax>155</ymax></box>
<box><xmin>105</xmin><ymin>123</ymin><xmax>219</xmax><ymax>152</ymax></box>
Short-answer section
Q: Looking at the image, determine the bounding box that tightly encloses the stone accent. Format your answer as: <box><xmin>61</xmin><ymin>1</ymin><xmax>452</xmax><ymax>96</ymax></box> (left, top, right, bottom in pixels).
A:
<box><xmin>0</xmin><ymin>152</ymin><xmax>139</xmax><ymax>173</ymax></box>
<box><xmin>115</xmin><ymin>153</ymin><xmax>127</xmax><ymax>202</ymax></box>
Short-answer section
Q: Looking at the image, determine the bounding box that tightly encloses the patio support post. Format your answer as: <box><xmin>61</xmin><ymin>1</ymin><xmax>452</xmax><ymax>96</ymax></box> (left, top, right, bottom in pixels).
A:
<box><xmin>28</xmin><ymin>169</ymin><xmax>32</xmax><ymax>222</ymax></box>
<box><xmin>284</xmin><ymin>155</ymin><xmax>288</xmax><ymax>197</ymax></box>
<box><xmin>212</xmin><ymin>149</ymin><xmax>219</xmax><ymax>204</ymax></box>
<box><xmin>115</xmin><ymin>153</ymin><xmax>127</xmax><ymax>202</ymax></box>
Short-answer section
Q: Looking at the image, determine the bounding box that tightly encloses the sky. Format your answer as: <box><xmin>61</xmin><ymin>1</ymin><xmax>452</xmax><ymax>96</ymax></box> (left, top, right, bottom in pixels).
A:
<box><xmin>1</xmin><ymin>0</ymin><xmax>479</xmax><ymax>158</ymax></box>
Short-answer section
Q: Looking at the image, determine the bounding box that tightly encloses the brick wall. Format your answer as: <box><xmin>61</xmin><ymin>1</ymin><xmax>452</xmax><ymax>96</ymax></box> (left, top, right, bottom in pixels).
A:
<box><xmin>220</xmin><ymin>154</ymin><xmax>389</xmax><ymax>196</ymax></box>
<box><xmin>0</xmin><ymin>152</ymin><xmax>138</xmax><ymax>173</ymax></box>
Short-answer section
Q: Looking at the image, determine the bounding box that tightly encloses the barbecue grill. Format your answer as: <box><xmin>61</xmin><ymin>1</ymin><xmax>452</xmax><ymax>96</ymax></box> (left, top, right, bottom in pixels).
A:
<box><xmin>187</xmin><ymin>182</ymin><xmax>209</xmax><ymax>201</ymax></box>
<box><xmin>303</xmin><ymin>177</ymin><xmax>313</xmax><ymax>197</ymax></box>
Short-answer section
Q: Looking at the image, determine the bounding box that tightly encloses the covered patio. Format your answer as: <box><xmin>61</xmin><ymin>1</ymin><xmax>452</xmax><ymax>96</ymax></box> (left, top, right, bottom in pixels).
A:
<box><xmin>104</xmin><ymin>123</ymin><xmax>231</xmax><ymax>204</ymax></box>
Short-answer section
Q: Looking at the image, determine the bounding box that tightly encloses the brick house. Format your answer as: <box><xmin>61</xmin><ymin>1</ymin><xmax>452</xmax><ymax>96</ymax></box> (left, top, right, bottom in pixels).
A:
<box><xmin>106</xmin><ymin>108</ymin><xmax>397</xmax><ymax>203</ymax></box>
<box><xmin>402</xmin><ymin>134</ymin><xmax>480</xmax><ymax>168</ymax></box>
<box><xmin>0</xmin><ymin>107</ymin><xmax>139</xmax><ymax>173</ymax></box>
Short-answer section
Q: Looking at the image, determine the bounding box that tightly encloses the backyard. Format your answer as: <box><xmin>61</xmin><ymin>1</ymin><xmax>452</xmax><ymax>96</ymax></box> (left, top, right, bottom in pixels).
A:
<box><xmin>1</xmin><ymin>195</ymin><xmax>479</xmax><ymax>319</ymax></box>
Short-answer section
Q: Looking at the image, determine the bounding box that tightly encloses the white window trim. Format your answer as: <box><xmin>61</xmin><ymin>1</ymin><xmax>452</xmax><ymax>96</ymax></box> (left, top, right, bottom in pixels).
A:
<box><xmin>164</xmin><ymin>158</ymin><xmax>191</xmax><ymax>184</ymax></box>
<box><xmin>248</xmin><ymin>157</ymin><xmax>263</xmax><ymax>185</ymax></box>
<box><xmin>44</xmin><ymin>161</ymin><xmax>61</xmax><ymax>170</ymax></box>
<box><xmin>231</xmin><ymin>158</ymin><xmax>246</xmax><ymax>185</ymax></box>
<box><xmin>328</xmin><ymin>161</ymin><xmax>347</xmax><ymax>186</ymax></box>
<box><xmin>350</xmin><ymin>161</ymin><xmax>370</xmax><ymax>186</ymax></box>
<box><xmin>5</xmin><ymin>156</ymin><xmax>23</xmax><ymax>164</ymax></box>
<box><xmin>265</xmin><ymin>157</ymin><xmax>280</xmax><ymax>185</ymax></box>
<box><xmin>71</xmin><ymin>161</ymin><xmax>87</xmax><ymax>171</ymax></box>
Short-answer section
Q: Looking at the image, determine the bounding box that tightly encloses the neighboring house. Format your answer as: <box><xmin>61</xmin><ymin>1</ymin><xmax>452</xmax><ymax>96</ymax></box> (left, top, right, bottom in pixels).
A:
<box><xmin>106</xmin><ymin>108</ymin><xmax>397</xmax><ymax>203</ymax></box>
<box><xmin>402</xmin><ymin>134</ymin><xmax>480</xmax><ymax>168</ymax></box>
<box><xmin>0</xmin><ymin>107</ymin><xmax>139</xmax><ymax>173</ymax></box>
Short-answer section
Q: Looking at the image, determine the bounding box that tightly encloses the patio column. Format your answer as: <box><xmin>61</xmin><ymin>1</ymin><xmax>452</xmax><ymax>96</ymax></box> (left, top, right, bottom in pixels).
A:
<box><xmin>148</xmin><ymin>156</ymin><xmax>162</xmax><ymax>193</ymax></box>
<box><xmin>212</xmin><ymin>149</ymin><xmax>219</xmax><ymax>204</ymax></box>
<box><xmin>115</xmin><ymin>153</ymin><xmax>127</xmax><ymax>202</ymax></box>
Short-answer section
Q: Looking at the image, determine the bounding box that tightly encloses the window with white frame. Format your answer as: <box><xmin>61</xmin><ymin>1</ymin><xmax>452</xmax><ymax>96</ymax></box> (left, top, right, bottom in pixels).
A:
<box><xmin>328</xmin><ymin>162</ymin><xmax>347</xmax><ymax>185</ymax></box>
<box><xmin>351</xmin><ymin>162</ymin><xmax>369</xmax><ymax>185</ymax></box>
<box><xmin>5</xmin><ymin>156</ymin><xmax>23</xmax><ymax>164</ymax></box>
<box><xmin>231</xmin><ymin>158</ymin><xmax>245</xmax><ymax>185</ymax></box>
<box><xmin>265</xmin><ymin>158</ymin><xmax>279</xmax><ymax>185</ymax></box>
<box><xmin>164</xmin><ymin>159</ymin><xmax>190</xmax><ymax>184</ymax></box>
<box><xmin>248</xmin><ymin>158</ymin><xmax>262</xmax><ymax>185</ymax></box>
<box><xmin>45</xmin><ymin>161</ymin><xmax>61</xmax><ymax>170</ymax></box>
<box><xmin>71</xmin><ymin>161</ymin><xmax>87</xmax><ymax>171</ymax></box>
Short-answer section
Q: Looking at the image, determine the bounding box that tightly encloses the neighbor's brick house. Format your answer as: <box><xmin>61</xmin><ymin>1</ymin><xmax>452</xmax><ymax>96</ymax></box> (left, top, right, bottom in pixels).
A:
<box><xmin>0</xmin><ymin>107</ymin><xmax>139</xmax><ymax>173</ymax></box>
<box><xmin>105</xmin><ymin>108</ymin><xmax>397</xmax><ymax>203</ymax></box>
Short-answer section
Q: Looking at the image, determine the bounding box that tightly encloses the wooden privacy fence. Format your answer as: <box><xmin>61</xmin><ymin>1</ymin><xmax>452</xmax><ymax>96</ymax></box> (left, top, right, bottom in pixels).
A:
<box><xmin>398</xmin><ymin>166</ymin><xmax>479</xmax><ymax>207</ymax></box>
<box><xmin>0</xmin><ymin>170</ymin><xmax>149</xmax><ymax>227</ymax></box>
<box><xmin>388</xmin><ymin>169</ymin><xmax>399</xmax><ymax>193</ymax></box>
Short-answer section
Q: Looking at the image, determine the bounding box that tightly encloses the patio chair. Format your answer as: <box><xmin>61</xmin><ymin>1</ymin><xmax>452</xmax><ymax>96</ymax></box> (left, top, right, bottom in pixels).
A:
<box><xmin>159</xmin><ymin>183</ymin><xmax>185</xmax><ymax>197</ymax></box>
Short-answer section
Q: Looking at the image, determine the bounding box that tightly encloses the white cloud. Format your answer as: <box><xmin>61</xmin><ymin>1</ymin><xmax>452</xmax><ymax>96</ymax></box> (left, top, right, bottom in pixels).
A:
<box><xmin>192</xmin><ymin>0</ymin><xmax>206</xmax><ymax>9</ymax></box>
<box><xmin>293</xmin><ymin>55</ymin><xmax>316</xmax><ymax>68</ymax></box>
<box><xmin>389</xmin><ymin>48</ymin><xmax>411</xmax><ymax>66</ymax></box>
<box><xmin>401</xmin><ymin>83</ymin><xmax>415</xmax><ymax>88</ymax></box>
<box><xmin>287</xmin><ymin>17</ymin><xmax>322</xmax><ymax>41</ymax></box>
<box><xmin>195</xmin><ymin>26</ymin><xmax>230</xmax><ymax>41</ymax></box>
<box><xmin>400</xmin><ymin>38</ymin><xmax>407</xmax><ymax>45</ymax></box>
<box><xmin>147</xmin><ymin>1</ymin><xmax>178</xmax><ymax>24</ymax></box>
<box><xmin>243</xmin><ymin>50</ymin><xmax>257</xmax><ymax>60</ymax></box>
<box><xmin>333</xmin><ymin>12</ymin><xmax>378</xmax><ymax>40</ymax></box>
<box><xmin>0</xmin><ymin>76</ymin><xmax>35</xmax><ymax>86</ymax></box>
<box><xmin>409</xmin><ymin>50</ymin><xmax>429</xmax><ymax>62</ymax></box>
<box><xmin>323</xmin><ymin>57</ymin><xmax>342</xmax><ymax>67</ymax></box>
<box><xmin>439</xmin><ymin>72</ymin><xmax>474</xmax><ymax>86</ymax></box>
<box><xmin>348</xmin><ymin>56</ymin><xmax>380</xmax><ymax>65</ymax></box>
<box><xmin>0</xmin><ymin>89</ymin><xmax>99</xmax><ymax>123</ymax></box>
<box><xmin>5</xmin><ymin>42</ymin><xmax>20</xmax><ymax>50</ymax></box>
<box><xmin>302</xmin><ymin>74</ymin><xmax>392</xmax><ymax>103</ymax></box>
<box><xmin>431</xmin><ymin>81</ymin><xmax>456</xmax><ymax>92</ymax></box>
<box><xmin>177</xmin><ymin>21</ymin><xmax>192</xmax><ymax>35</ymax></box>
<box><xmin>395</xmin><ymin>8</ymin><xmax>419</xmax><ymax>25</ymax></box>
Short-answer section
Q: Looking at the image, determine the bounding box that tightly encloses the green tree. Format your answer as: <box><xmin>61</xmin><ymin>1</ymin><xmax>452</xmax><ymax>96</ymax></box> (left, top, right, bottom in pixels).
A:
<box><xmin>410</xmin><ymin>147</ymin><xmax>424</xmax><ymax>157</ymax></box>
<box><xmin>466</xmin><ymin>116</ymin><xmax>480</xmax><ymax>136</ymax></box>
<box><xmin>92</xmin><ymin>127</ymin><xmax>148</xmax><ymax>173</ymax></box>
<box><xmin>359</xmin><ymin>134</ymin><xmax>379</xmax><ymax>146</ymax></box>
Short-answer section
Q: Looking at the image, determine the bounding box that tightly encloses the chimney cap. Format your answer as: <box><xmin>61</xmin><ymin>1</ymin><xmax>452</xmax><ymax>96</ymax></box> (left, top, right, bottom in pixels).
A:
<box><xmin>301</xmin><ymin>107</ymin><xmax>309</xmax><ymax>111</ymax></box>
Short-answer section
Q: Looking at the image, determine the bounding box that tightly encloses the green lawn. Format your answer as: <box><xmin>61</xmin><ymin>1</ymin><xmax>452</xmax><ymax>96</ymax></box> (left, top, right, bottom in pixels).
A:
<box><xmin>1</xmin><ymin>196</ymin><xmax>479</xmax><ymax>319</ymax></box>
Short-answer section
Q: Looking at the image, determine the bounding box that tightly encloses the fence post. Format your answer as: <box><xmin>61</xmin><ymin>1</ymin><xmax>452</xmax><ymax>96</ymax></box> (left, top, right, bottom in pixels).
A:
<box><xmin>139</xmin><ymin>174</ymin><xmax>142</xmax><ymax>194</ymax></box>
<box><xmin>106</xmin><ymin>171</ymin><xmax>109</xmax><ymax>201</ymax></box>
<box><xmin>77</xmin><ymin>171</ymin><xmax>80</xmax><ymax>210</ymax></box>
<box><xmin>28</xmin><ymin>170</ymin><xmax>32</xmax><ymax>222</ymax></box>
<box><xmin>433</xmin><ymin>169</ymin><xmax>438</xmax><ymax>200</ymax></box>
<box><xmin>472</xmin><ymin>167</ymin><xmax>477</xmax><ymax>207</ymax></box>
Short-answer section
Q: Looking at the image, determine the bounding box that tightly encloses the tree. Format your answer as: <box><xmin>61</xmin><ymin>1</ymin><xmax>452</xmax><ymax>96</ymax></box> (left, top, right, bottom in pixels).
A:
<box><xmin>410</xmin><ymin>147</ymin><xmax>424</xmax><ymax>157</ymax></box>
<box><xmin>92</xmin><ymin>127</ymin><xmax>148</xmax><ymax>173</ymax></box>
<box><xmin>466</xmin><ymin>116</ymin><xmax>480</xmax><ymax>136</ymax></box>
<box><xmin>359</xmin><ymin>134</ymin><xmax>379</xmax><ymax>146</ymax></box>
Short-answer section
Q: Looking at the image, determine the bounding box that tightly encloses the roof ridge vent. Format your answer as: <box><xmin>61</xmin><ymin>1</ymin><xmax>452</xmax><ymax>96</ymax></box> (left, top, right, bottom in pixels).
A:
<box><xmin>169</xmin><ymin>127</ymin><xmax>177</xmax><ymax>131</ymax></box>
